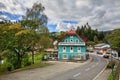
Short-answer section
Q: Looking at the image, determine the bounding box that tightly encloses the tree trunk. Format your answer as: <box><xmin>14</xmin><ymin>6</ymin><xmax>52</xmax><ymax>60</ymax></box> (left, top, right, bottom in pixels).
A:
<box><xmin>17</xmin><ymin>53</ymin><xmax>22</xmax><ymax>69</ymax></box>
<box><xmin>32</xmin><ymin>51</ymin><xmax>34</xmax><ymax>64</ymax></box>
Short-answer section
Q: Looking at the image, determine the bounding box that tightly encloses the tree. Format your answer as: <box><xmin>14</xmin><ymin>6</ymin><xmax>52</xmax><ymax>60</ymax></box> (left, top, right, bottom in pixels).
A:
<box><xmin>94</xmin><ymin>35</ymin><xmax>98</xmax><ymax>44</ymax></box>
<box><xmin>75</xmin><ymin>23</ymin><xmax>105</xmax><ymax>42</ymax></box>
<box><xmin>14</xmin><ymin>29</ymin><xmax>34</xmax><ymax>67</ymax></box>
<box><xmin>21</xmin><ymin>2</ymin><xmax>50</xmax><ymax>64</ymax></box>
<box><xmin>106</xmin><ymin>29</ymin><xmax>120</xmax><ymax>56</ymax></box>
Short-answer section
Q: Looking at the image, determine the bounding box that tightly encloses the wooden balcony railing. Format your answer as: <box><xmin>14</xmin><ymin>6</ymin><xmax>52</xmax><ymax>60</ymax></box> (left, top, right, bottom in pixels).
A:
<box><xmin>58</xmin><ymin>42</ymin><xmax>85</xmax><ymax>46</ymax></box>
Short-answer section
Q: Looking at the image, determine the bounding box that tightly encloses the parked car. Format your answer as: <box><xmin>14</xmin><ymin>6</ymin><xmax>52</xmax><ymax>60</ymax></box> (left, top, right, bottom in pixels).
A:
<box><xmin>103</xmin><ymin>54</ymin><xmax>109</xmax><ymax>58</ymax></box>
<box><xmin>97</xmin><ymin>51</ymin><xmax>102</xmax><ymax>55</ymax></box>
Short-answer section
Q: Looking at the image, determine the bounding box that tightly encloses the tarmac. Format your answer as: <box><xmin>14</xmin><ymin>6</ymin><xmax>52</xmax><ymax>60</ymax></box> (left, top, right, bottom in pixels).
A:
<box><xmin>95</xmin><ymin>69</ymin><xmax>111</xmax><ymax>80</ymax></box>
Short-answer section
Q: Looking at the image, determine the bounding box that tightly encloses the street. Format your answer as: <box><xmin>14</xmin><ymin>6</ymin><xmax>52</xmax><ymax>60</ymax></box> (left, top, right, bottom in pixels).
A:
<box><xmin>0</xmin><ymin>54</ymin><xmax>107</xmax><ymax>80</ymax></box>
<box><xmin>48</xmin><ymin>54</ymin><xmax>107</xmax><ymax>80</ymax></box>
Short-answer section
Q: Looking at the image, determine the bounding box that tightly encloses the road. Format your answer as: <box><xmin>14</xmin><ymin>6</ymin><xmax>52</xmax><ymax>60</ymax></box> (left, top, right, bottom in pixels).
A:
<box><xmin>48</xmin><ymin>54</ymin><xmax>107</xmax><ymax>80</ymax></box>
<box><xmin>0</xmin><ymin>54</ymin><xmax>107</xmax><ymax>80</ymax></box>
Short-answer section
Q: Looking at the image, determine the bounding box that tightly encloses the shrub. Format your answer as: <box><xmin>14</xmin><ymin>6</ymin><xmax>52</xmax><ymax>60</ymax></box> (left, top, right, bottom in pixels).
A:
<box><xmin>107</xmin><ymin>60</ymin><xmax>115</xmax><ymax>69</ymax></box>
<box><xmin>0</xmin><ymin>62</ymin><xmax>13</xmax><ymax>73</ymax></box>
<box><xmin>0</xmin><ymin>64</ymin><xmax>8</xmax><ymax>73</ymax></box>
<box><xmin>6</xmin><ymin>63</ymin><xmax>13</xmax><ymax>71</ymax></box>
<box><xmin>22</xmin><ymin>53</ymin><xmax>31</xmax><ymax>67</ymax></box>
<box><xmin>2</xmin><ymin>49</ymin><xmax>19</xmax><ymax>69</ymax></box>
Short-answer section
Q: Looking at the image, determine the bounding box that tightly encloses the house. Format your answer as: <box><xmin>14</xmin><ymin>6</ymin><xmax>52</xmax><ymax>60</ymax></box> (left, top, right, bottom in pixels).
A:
<box><xmin>94</xmin><ymin>43</ymin><xmax>110</xmax><ymax>55</ymax></box>
<box><xmin>57</xmin><ymin>30</ymin><xmax>87</xmax><ymax>60</ymax></box>
<box><xmin>45</xmin><ymin>48</ymin><xmax>58</xmax><ymax>60</ymax></box>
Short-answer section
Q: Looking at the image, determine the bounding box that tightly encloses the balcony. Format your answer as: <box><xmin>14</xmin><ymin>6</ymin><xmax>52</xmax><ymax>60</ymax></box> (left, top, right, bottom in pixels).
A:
<box><xmin>58</xmin><ymin>42</ymin><xmax>85</xmax><ymax>46</ymax></box>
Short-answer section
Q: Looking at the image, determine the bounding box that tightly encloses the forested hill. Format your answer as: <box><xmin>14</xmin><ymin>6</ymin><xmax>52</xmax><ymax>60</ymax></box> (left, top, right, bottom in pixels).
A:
<box><xmin>50</xmin><ymin>24</ymin><xmax>111</xmax><ymax>43</ymax></box>
<box><xmin>76</xmin><ymin>23</ymin><xmax>111</xmax><ymax>42</ymax></box>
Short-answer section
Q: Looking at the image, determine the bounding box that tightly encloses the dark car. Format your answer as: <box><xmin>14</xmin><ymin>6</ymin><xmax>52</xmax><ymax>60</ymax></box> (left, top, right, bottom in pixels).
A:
<box><xmin>97</xmin><ymin>51</ymin><xmax>102</xmax><ymax>55</ymax></box>
<box><xmin>103</xmin><ymin>54</ymin><xmax>109</xmax><ymax>58</ymax></box>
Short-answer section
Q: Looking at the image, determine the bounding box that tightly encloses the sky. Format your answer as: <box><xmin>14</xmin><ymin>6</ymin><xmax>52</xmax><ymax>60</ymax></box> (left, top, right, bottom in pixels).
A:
<box><xmin>0</xmin><ymin>0</ymin><xmax>120</xmax><ymax>32</ymax></box>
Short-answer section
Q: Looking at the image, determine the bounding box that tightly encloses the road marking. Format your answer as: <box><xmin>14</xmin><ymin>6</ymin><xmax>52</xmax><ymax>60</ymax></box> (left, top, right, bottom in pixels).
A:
<box><xmin>92</xmin><ymin>65</ymin><xmax>95</xmax><ymax>68</ymax></box>
<box><xmin>96</xmin><ymin>63</ymin><xmax>98</xmax><ymax>65</ymax></box>
<box><xmin>73</xmin><ymin>72</ymin><xmax>81</xmax><ymax>77</ymax></box>
<box><xmin>85</xmin><ymin>68</ymin><xmax>90</xmax><ymax>71</ymax></box>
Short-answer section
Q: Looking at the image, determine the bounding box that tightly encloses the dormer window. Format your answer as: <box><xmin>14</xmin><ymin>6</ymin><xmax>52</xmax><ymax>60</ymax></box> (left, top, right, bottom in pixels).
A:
<box><xmin>70</xmin><ymin>36</ymin><xmax>73</xmax><ymax>38</ymax></box>
<box><xmin>70</xmin><ymin>39</ymin><xmax>73</xmax><ymax>42</ymax></box>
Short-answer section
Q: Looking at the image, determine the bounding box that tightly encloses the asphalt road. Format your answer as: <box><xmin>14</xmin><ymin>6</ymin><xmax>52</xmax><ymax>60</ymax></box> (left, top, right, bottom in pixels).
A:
<box><xmin>48</xmin><ymin>54</ymin><xmax>107</xmax><ymax>80</ymax></box>
<box><xmin>0</xmin><ymin>54</ymin><xmax>107</xmax><ymax>80</ymax></box>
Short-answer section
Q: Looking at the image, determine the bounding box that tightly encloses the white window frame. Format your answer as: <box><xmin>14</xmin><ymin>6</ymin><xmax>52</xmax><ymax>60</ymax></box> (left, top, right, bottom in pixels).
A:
<box><xmin>63</xmin><ymin>46</ymin><xmax>66</xmax><ymax>52</ymax></box>
<box><xmin>70</xmin><ymin>46</ymin><xmax>73</xmax><ymax>52</ymax></box>
<box><xmin>70</xmin><ymin>36</ymin><xmax>73</xmax><ymax>38</ymax></box>
<box><xmin>78</xmin><ymin>47</ymin><xmax>81</xmax><ymax>52</ymax></box>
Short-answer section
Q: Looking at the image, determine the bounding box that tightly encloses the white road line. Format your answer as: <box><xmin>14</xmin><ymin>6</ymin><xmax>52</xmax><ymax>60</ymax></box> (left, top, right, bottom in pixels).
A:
<box><xmin>73</xmin><ymin>72</ymin><xmax>81</xmax><ymax>77</ymax></box>
<box><xmin>92</xmin><ymin>65</ymin><xmax>95</xmax><ymax>68</ymax></box>
<box><xmin>96</xmin><ymin>63</ymin><xmax>98</xmax><ymax>65</ymax></box>
<box><xmin>85</xmin><ymin>68</ymin><xmax>90</xmax><ymax>71</ymax></box>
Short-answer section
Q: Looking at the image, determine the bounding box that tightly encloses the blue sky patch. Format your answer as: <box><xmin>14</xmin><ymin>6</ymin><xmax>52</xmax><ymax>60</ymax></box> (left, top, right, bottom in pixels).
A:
<box><xmin>0</xmin><ymin>11</ymin><xmax>22</xmax><ymax>20</ymax></box>
<box><xmin>62</xmin><ymin>20</ymin><xmax>78</xmax><ymax>24</ymax></box>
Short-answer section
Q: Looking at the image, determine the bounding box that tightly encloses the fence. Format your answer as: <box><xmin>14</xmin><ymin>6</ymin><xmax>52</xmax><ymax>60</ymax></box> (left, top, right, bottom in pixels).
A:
<box><xmin>114</xmin><ymin>61</ymin><xmax>120</xmax><ymax>80</ymax></box>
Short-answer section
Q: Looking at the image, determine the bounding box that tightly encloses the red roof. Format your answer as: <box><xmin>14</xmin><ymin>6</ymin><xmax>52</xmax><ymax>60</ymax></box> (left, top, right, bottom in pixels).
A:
<box><xmin>79</xmin><ymin>36</ymin><xmax>89</xmax><ymax>42</ymax></box>
<box><xmin>67</xmin><ymin>29</ymin><xmax>76</xmax><ymax>35</ymax></box>
<box><xmin>58</xmin><ymin>29</ymin><xmax>89</xmax><ymax>43</ymax></box>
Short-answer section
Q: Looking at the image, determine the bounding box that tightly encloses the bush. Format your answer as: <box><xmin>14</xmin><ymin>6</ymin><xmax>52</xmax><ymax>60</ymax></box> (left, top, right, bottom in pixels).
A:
<box><xmin>0</xmin><ymin>62</ymin><xmax>13</xmax><ymax>73</ymax></box>
<box><xmin>2</xmin><ymin>49</ymin><xmax>19</xmax><ymax>69</ymax></box>
<box><xmin>22</xmin><ymin>53</ymin><xmax>30</xmax><ymax>67</ymax></box>
<box><xmin>107</xmin><ymin>61</ymin><xmax>115</xmax><ymax>69</ymax></box>
<box><xmin>7</xmin><ymin>63</ymin><xmax>13</xmax><ymax>71</ymax></box>
<box><xmin>34</xmin><ymin>53</ymin><xmax>44</xmax><ymax>63</ymax></box>
<box><xmin>0</xmin><ymin>64</ymin><xmax>8</xmax><ymax>73</ymax></box>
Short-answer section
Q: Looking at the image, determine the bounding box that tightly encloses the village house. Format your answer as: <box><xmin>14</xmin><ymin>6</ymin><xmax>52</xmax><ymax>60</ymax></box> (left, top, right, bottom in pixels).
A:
<box><xmin>57</xmin><ymin>30</ymin><xmax>87</xmax><ymax>60</ymax></box>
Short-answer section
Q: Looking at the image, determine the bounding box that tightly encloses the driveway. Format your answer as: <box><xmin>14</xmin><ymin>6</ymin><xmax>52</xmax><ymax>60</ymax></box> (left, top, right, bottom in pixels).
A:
<box><xmin>0</xmin><ymin>60</ymin><xmax>91</xmax><ymax>80</ymax></box>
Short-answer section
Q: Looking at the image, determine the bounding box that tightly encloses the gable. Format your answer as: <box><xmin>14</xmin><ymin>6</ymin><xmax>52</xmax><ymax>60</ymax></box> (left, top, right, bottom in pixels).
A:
<box><xmin>61</xmin><ymin>35</ymin><xmax>84</xmax><ymax>43</ymax></box>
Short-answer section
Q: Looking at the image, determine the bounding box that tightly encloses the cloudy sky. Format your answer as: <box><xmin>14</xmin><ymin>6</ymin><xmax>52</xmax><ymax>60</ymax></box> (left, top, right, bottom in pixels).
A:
<box><xmin>0</xmin><ymin>0</ymin><xmax>120</xmax><ymax>32</ymax></box>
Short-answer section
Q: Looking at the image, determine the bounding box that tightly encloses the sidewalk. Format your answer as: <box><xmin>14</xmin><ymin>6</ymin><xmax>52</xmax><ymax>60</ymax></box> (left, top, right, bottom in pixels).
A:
<box><xmin>95</xmin><ymin>69</ymin><xmax>111</xmax><ymax>80</ymax></box>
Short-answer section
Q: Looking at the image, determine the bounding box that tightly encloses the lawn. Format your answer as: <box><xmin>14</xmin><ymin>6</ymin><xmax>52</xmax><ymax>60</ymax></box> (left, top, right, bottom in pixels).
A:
<box><xmin>107</xmin><ymin>73</ymin><xmax>113</xmax><ymax>80</ymax></box>
<box><xmin>0</xmin><ymin>53</ymin><xmax>51</xmax><ymax>75</ymax></box>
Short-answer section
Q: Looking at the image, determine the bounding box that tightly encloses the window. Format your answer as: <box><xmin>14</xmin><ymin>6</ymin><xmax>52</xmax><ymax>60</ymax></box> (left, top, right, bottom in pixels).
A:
<box><xmin>70</xmin><ymin>47</ymin><xmax>73</xmax><ymax>52</ymax></box>
<box><xmin>65</xmin><ymin>39</ymin><xmax>68</xmax><ymax>43</ymax></box>
<box><xmin>76</xmin><ymin>40</ymin><xmax>79</xmax><ymax>43</ymax></box>
<box><xmin>70</xmin><ymin>39</ymin><xmax>73</xmax><ymax>42</ymax></box>
<box><xmin>78</xmin><ymin>47</ymin><xmax>81</xmax><ymax>52</ymax></box>
<box><xmin>63</xmin><ymin>46</ymin><xmax>66</xmax><ymax>52</ymax></box>
<box><xmin>70</xmin><ymin>36</ymin><xmax>73</xmax><ymax>38</ymax></box>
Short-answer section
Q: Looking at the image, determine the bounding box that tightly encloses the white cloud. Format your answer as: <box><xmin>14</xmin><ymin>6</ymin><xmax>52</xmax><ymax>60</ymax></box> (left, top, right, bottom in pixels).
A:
<box><xmin>56</xmin><ymin>22</ymin><xmax>77</xmax><ymax>31</ymax></box>
<box><xmin>0</xmin><ymin>0</ymin><xmax>120</xmax><ymax>31</ymax></box>
<box><xmin>0</xmin><ymin>0</ymin><xmax>39</xmax><ymax>15</ymax></box>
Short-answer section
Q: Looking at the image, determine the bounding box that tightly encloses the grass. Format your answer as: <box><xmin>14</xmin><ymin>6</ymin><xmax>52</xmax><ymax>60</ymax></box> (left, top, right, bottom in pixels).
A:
<box><xmin>13</xmin><ymin>62</ymin><xmax>51</xmax><ymax>72</ymax></box>
<box><xmin>107</xmin><ymin>73</ymin><xmax>113</xmax><ymax>80</ymax></box>
<box><xmin>29</xmin><ymin>53</ymin><xmax>45</xmax><ymax>63</ymax></box>
<box><xmin>0</xmin><ymin>62</ymin><xmax>51</xmax><ymax>75</ymax></box>
<box><xmin>0</xmin><ymin>53</ymin><xmax>52</xmax><ymax>75</ymax></box>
